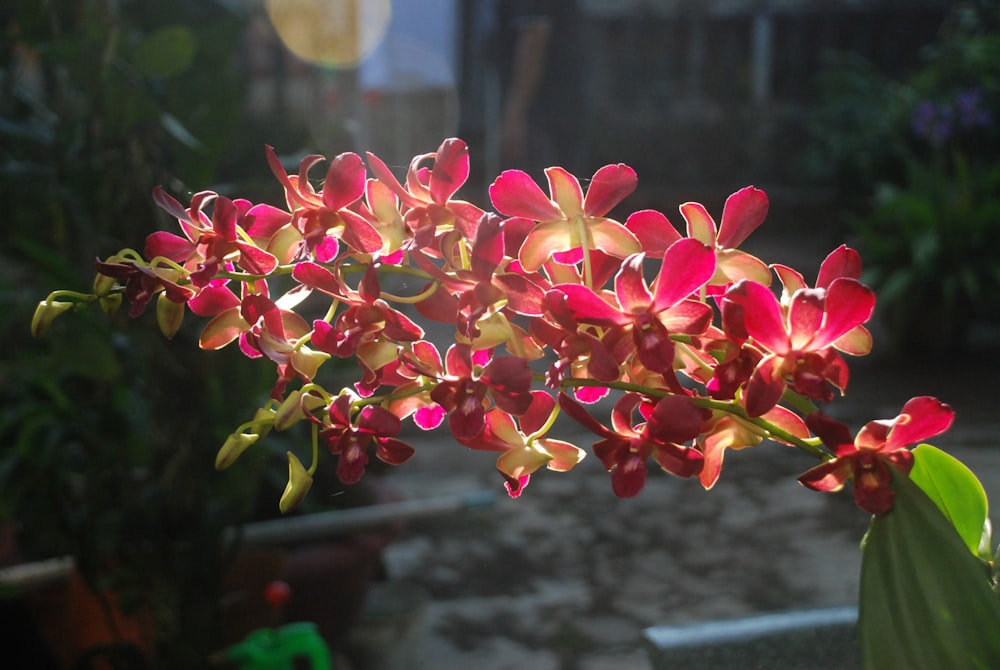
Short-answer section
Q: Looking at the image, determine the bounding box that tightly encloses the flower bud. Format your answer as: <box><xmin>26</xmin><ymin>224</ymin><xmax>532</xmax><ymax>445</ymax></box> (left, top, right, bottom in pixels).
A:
<box><xmin>250</xmin><ymin>405</ymin><xmax>278</xmax><ymax>438</ymax></box>
<box><xmin>156</xmin><ymin>293</ymin><xmax>185</xmax><ymax>339</ymax></box>
<box><xmin>98</xmin><ymin>293</ymin><xmax>123</xmax><ymax>317</ymax></box>
<box><xmin>279</xmin><ymin>451</ymin><xmax>313</xmax><ymax>513</ymax></box>
<box><xmin>215</xmin><ymin>432</ymin><xmax>259</xmax><ymax>470</ymax></box>
<box><xmin>290</xmin><ymin>346</ymin><xmax>331</xmax><ymax>381</ymax></box>
<box><xmin>274</xmin><ymin>389</ymin><xmax>325</xmax><ymax>431</ymax></box>
<box><xmin>31</xmin><ymin>300</ymin><xmax>75</xmax><ymax>337</ymax></box>
<box><xmin>93</xmin><ymin>272</ymin><xmax>117</xmax><ymax>297</ymax></box>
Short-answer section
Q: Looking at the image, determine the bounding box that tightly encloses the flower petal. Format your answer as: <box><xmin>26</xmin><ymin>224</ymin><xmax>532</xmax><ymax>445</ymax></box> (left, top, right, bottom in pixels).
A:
<box><xmin>884</xmin><ymin>397</ymin><xmax>955</xmax><ymax>451</ymax></box>
<box><xmin>717</xmin><ymin>186</ymin><xmax>768</xmax><ymax>249</ymax></box>
<box><xmin>625</xmin><ymin>209</ymin><xmax>682</xmax><ymax>255</ymax></box>
<box><xmin>544</xmin><ymin>167</ymin><xmax>585</xmax><ymax>218</ymax></box>
<box><xmin>652</xmin><ymin>238</ymin><xmax>715</xmax><ymax>310</ymax></box>
<box><xmin>810</xmin><ymin>278</ymin><xmax>875</xmax><ymax>350</ymax></box>
<box><xmin>429</xmin><ymin>138</ymin><xmax>470</xmax><ymax>204</ymax></box>
<box><xmin>490</xmin><ymin>170</ymin><xmax>562</xmax><ymax>221</ymax></box>
<box><xmin>582</xmin><ymin>163</ymin><xmax>637</xmax><ymax>217</ymax></box>
<box><xmin>679</xmin><ymin>201</ymin><xmax>717</xmax><ymax>245</ymax></box>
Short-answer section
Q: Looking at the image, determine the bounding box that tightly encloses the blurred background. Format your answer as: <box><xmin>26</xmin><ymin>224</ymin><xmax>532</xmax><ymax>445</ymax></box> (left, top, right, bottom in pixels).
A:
<box><xmin>1</xmin><ymin>0</ymin><xmax>998</xmax><ymax>668</ymax></box>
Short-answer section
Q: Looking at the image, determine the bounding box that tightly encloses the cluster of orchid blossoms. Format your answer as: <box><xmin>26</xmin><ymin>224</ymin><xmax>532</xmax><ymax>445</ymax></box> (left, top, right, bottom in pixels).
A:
<box><xmin>34</xmin><ymin>138</ymin><xmax>956</xmax><ymax>515</ymax></box>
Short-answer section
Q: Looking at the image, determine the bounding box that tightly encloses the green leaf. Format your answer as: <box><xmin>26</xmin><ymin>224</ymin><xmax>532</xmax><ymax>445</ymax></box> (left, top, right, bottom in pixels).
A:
<box><xmin>859</xmin><ymin>467</ymin><xmax>1000</xmax><ymax>669</ymax></box>
<box><xmin>909</xmin><ymin>444</ymin><xmax>988</xmax><ymax>556</ymax></box>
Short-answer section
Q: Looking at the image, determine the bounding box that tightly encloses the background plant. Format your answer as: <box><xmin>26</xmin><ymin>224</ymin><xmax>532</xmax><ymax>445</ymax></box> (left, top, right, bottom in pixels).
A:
<box><xmin>805</xmin><ymin>0</ymin><xmax>1000</xmax><ymax>351</ymax></box>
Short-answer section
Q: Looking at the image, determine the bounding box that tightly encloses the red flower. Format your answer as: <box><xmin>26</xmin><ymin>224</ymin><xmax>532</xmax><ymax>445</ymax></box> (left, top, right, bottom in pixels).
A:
<box><xmin>320</xmin><ymin>395</ymin><xmax>415</xmax><ymax>485</ymax></box>
<box><xmin>489</xmin><ymin>164</ymin><xmax>640</xmax><ymax>271</ymax></box>
<box><xmin>150</xmin><ymin>188</ymin><xmax>278</xmax><ymax>287</ymax></box>
<box><xmin>560</xmin><ymin>392</ymin><xmax>708</xmax><ymax>497</ymax></box>
<box><xmin>551</xmin><ymin>238</ymin><xmax>716</xmax><ymax>385</ymax></box>
<box><xmin>427</xmin><ymin>345</ymin><xmax>533</xmax><ymax>440</ymax></box>
<box><xmin>798</xmin><ymin>397</ymin><xmax>955</xmax><ymax>514</ymax></box>
<box><xmin>722</xmin><ymin>273</ymin><xmax>875</xmax><ymax>416</ymax></box>
<box><xmin>456</xmin><ymin>391</ymin><xmax>585</xmax><ymax>497</ymax></box>
<box><xmin>265</xmin><ymin>146</ymin><xmax>383</xmax><ymax>256</ymax></box>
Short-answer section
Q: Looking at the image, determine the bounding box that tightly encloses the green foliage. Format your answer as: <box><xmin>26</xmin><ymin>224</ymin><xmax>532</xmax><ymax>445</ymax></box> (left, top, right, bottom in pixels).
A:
<box><xmin>807</xmin><ymin>1</ymin><xmax>1000</xmax><ymax>351</ymax></box>
<box><xmin>859</xmin><ymin>466</ymin><xmax>1000</xmax><ymax>669</ymax></box>
<box><xmin>0</xmin><ymin>1</ymin><xmax>278</xmax><ymax>664</ymax></box>
<box><xmin>909</xmin><ymin>444</ymin><xmax>990</xmax><ymax>559</ymax></box>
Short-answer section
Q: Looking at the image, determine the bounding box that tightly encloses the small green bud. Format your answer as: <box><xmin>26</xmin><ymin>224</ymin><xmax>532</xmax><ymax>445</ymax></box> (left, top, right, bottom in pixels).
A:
<box><xmin>156</xmin><ymin>293</ymin><xmax>185</xmax><ymax>339</ymax></box>
<box><xmin>31</xmin><ymin>300</ymin><xmax>75</xmax><ymax>337</ymax></box>
<box><xmin>274</xmin><ymin>389</ymin><xmax>325</xmax><ymax>431</ymax></box>
<box><xmin>99</xmin><ymin>293</ymin><xmax>123</xmax><ymax>317</ymax></box>
<box><xmin>279</xmin><ymin>451</ymin><xmax>313</xmax><ymax>513</ymax></box>
<box><xmin>215</xmin><ymin>432</ymin><xmax>259</xmax><ymax>470</ymax></box>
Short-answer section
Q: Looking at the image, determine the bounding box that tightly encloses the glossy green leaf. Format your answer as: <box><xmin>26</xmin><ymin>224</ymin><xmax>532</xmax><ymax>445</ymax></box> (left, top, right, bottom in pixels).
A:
<box><xmin>859</xmin><ymin>467</ymin><xmax>1000</xmax><ymax>669</ymax></box>
<box><xmin>909</xmin><ymin>444</ymin><xmax>989</xmax><ymax>556</ymax></box>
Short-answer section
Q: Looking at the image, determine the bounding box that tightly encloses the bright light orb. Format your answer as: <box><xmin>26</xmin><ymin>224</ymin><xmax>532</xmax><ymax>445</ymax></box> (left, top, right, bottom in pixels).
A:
<box><xmin>265</xmin><ymin>0</ymin><xmax>392</xmax><ymax>68</ymax></box>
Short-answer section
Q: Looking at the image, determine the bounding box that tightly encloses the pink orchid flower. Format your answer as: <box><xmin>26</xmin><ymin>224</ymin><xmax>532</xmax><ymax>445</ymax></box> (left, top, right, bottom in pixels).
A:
<box><xmin>265</xmin><ymin>146</ymin><xmax>383</xmax><ymax>257</ymax></box>
<box><xmin>489</xmin><ymin>163</ymin><xmax>641</xmax><ymax>271</ymax></box>
<box><xmin>798</xmin><ymin>397</ymin><xmax>955</xmax><ymax>514</ymax></box>
<box><xmin>319</xmin><ymin>395</ymin><xmax>416</xmax><ymax>485</ymax></box>
<box><xmin>723</xmin><ymin>273</ymin><xmax>875</xmax><ymax>417</ymax></box>
<box><xmin>677</xmin><ymin>185</ymin><xmax>772</xmax><ymax>289</ymax></box>
<box><xmin>550</xmin><ymin>238</ymin><xmax>716</xmax><ymax>386</ymax></box>
<box><xmin>560</xmin><ymin>392</ymin><xmax>708</xmax><ymax>497</ymax></box>
<box><xmin>456</xmin><ymin>391</ymin><xmax>586</xmax><ymax>498</ymax></box>
<box><xmin>366</xmin><ymin>137</ymin><xmax>485</xmax><ymax>242</ymax></box>
<box><xmin>149</xmin><ymin>188</ymin><xmax>278</xmax><ymax>287</ymax></box>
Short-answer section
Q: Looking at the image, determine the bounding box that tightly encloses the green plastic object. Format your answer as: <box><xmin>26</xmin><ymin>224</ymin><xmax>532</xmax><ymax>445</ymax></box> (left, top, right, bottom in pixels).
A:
<box><xmin>225</xmin><ymin>622</ymin><xmax>332</xmax><ymax>670</ymax></box>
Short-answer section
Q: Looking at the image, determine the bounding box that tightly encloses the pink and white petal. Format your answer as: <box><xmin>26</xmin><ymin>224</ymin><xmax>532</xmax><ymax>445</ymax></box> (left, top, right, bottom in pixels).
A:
<box><xmin>199</xmin><ymin>309</ymin><xmax>248</xmax><ymax>350</ymax></box>
<box><xmin>810</xmin><ymin>278</ymin><xmax>875</xmax><ymax>350</ymax></box>
<box><xmin>787</xmin><ymin>289</ymin><xmax>826</xmax><ymax>350</ymax></box>
<box><xmin>585</xmin><ymin>219</ymin><xmax>642</xmax><ymax>260</ymax></box>
<box><xmin>651</xmin><ymin>238</ymin><xmax>716</xmax><ymax>310</ymax></box>
<box><xmin>429</xmin><ymin>138</ymin><xmax>470</xmax><ymax>204</ymax></box>
<box><xmin>625</xmin><ymin>209</ymin><xmax>682</xmax><ymax>255</ymax></box>
<box><xmin>716</xmin><ymin>249</ymin><xmax>771</xmax><ymax>286</ymax></box>
<box><xmin>490</xmin><ymin>170</ymin><xmax>562</xmax><ymax>221</ymax></box>
<box><xmin>537</xmin><ymin>438</ymin><xmax>586</xmax><ymax>471</ymax></box>
<box><xmin>322</xmin><ymin>152</ymin><xmax>366</xmax><ymax>211</ymax></box>
<box><xmin>772</xmin><ymin>264</ymin><xmax>807</xmax><ymax>298</ymax></box>
<box><xmin>816</xmin><ymin>245</ymin><xmax>863</xmax><ymax>288</ymax></box>
<box><xmin>726</xmin><ymin>280</ymin><xmax>789</xmax><ymax>354</ymax></box>
<box><xmin>583</xmin><ymin>163</ymin><xmax>637</xmax><ymax>217</ymax></box>
<box><xmin>832</xmin><ymin>324</ymin><xmax>873</xmax><ymax>356</ymax></box>
<box><xmin>554</xmin><ymin>283</ymin><xmax>629</xmax><ymax>327</ymax></box>
<box><xmin>884</xmin><ymin>397</ymin><xmax>955</xmax><ymax>451</ymax></box>
<box><xmin>614</xmin><ymin>253</ymin><xmax>653</xmax><ymax>313</ymax></box>
<box><xmin>678</xmin><ymin>201</ymin><xmax>717</xmax><ymax>246</ymax></box>
<box><xmin>744</xmin><ymin>355</ymin><xmax>785</xmax><ymax>417</ymax></box>
<box><xmin>519</xmin><ymin>390</ymin><xmax>557</xmax><ymax>436</ymax></box>
<box><xmin>797</xmin><ymin>458</ymin><xmax>853</xmax><ymax>492</ymax></box>
<box><xmin>717</xmin><ymin>186</ymin><xmax>768</xmax><ymax>249</ymax></box>
<box><xmin>544</xmin><ymin>166</ymin><xmax>585</xmax><ymax>218</ymax></box>
<box><xmin>518</xmin><ymin>220</ymin><xmax>579</xmax><ymax>271</ymax></box>
<box><xmin>414</xmin><ymin>403</ymin><xmax>446</xmax><ymax>430</ymax></box>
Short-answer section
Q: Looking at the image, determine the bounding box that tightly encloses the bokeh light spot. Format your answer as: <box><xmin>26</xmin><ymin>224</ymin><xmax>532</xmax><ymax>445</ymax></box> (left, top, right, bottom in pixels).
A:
<box><xmin>265</xmin><ymin>0</ymin><xmax>391</xmax><ymax>68</ymax></box>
